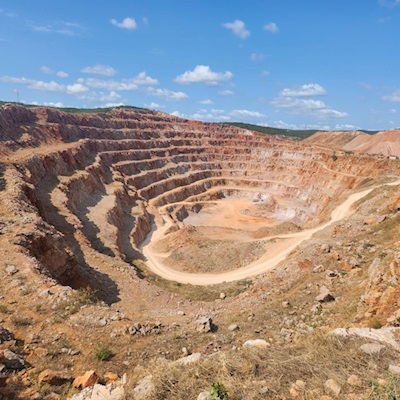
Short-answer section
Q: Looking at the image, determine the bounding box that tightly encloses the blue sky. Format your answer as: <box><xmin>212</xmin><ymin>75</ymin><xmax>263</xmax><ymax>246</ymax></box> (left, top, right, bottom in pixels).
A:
<box><xmin>0</xmin><ymin>0</ymin><xmax>400</xmax><ymax>130</ymax></box>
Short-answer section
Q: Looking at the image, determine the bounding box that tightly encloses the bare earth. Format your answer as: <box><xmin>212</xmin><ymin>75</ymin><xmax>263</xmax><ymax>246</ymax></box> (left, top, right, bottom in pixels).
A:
<box><xmin>142</xmin><ymin>179</ymin><xmax>400</xmax><ymax>285</ymax></box>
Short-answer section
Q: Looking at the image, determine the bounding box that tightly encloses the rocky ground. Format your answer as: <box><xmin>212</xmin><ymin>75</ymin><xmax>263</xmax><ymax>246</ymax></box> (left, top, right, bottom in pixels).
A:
<box><xmin>0</xmin><ymin>104</ymin><xmax>400</xmax><ymax>399</ymax></box>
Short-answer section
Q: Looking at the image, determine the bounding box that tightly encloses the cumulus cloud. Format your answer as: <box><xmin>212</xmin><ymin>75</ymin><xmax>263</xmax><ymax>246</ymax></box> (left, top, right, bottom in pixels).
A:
<box><xmin>147</xmin><ymin>87</ymin><xmax>188</xmax><ymax>101</ymax></box>
<box><xmin>264</xmin><ymin>22</ymin><xmax>279</xmax><ymax>33</ymax></box>
<box><xmin>81</xmin><ymin>64</ymin><xmax>117</xmax><ymax>76</ymax></box>
<box><xmin>111</xmin><ymin>17</ymin><xmax>137</xmax><ymax>30</ymax></box>
<box><xmin>383</xmin><ymin>90</ymin><xmax>400</xmax><ymax>102</ymax></box>
<box><xmin>0</xmin><ymin>75</ymin><xmax>89</xmax><ymax>95</ymax></box>
<box><xmin>175</xmin><ymin>65</ymin><xmax>233</xmax><ymax>85</ymax></box>
<box><xmin>272</xmin><ymin>96</ymin><xmax>348</xmax><ymax>119</ymax></box>
<box><xmin>144</xmin><ymin>102</ymin><xmax>164</xmax><ymax>109</ymax></box>
<box><xmin>230</xmin><ymin>109</ymin><xmax>265</xmax><ymax>118</ymax></box>
<box><xmin>79</xmin><ymin>72</ymin><xmax>158</xmax><ymax>91</ymax></box>
<box><xmin>280</xmin><ymin>84</ymin><xmax>327</xmax><ymax>97</ymax></box>
<box><xmin>40</xmin><ymin>66</ymin><xmax>54</xmax><ymax>74</ymax></box>
<box><xmin>223</xmin><ymin>20</ymin><xmax>250</xmax><ymax>39</ymax></box>
<box><xmin>56</xmin><ymin>71</ymin><xmax>69</xmax><ymax>78</ymax></box>
<box><xmin>66</xmin><ymin>83</ymin><xmax>88</xmax><ymax>94</ymax></box>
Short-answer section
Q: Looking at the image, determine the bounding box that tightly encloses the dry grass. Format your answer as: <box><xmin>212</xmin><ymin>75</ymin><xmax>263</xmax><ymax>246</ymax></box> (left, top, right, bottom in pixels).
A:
<box><xmin>131</xmin><ymin>332</ymin><xmax>400</xmax><ymax>400</ymax></box>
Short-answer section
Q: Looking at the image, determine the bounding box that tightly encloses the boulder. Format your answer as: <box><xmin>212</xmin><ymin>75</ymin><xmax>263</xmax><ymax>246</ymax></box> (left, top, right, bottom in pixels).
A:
<box><xmin>195</xmin><ymin>317</ymin><xmax>214</xmax><ymax>333</ymax></box>
<box><xmin>132</xmin><ymin>375</ymin><xmax>155</xmax><ymax>400</ymax></box>
<box><xmin>0</xmin><ymin>326</ymin><xmax>14</xmax><ymax>344</ymax></box>
<box><xmin>359</xmin><ymin>343</ymin><xmax>386</xmax><ymax>355</ymax></box>
<box><xmin>316</xmin><ymin>286</ymin><xmax>335</xmax><ymax>302</ymax></box>
<box><xmin>73</xmin><ymin>370</ymin><xmax>99</xmax><ymax>389</ymax></box>
<box><xmin>2</xmin><ymin>348</ymin><xmax>25</xmax><ymax>370</ymax></box>
<box><xmin>324</xmin><ymin>379</ymin><xmax>341</xmax><ymax>397</ymax></box>
<box><xmin>243</xmin><ymin>339</ymin><xmax>270</xmax><ymax>348</ymax></box>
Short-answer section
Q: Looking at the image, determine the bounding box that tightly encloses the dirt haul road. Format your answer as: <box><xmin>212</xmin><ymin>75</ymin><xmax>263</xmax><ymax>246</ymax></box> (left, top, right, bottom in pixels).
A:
<box><xmin>141</xmin><ymin>180</ymin><xmax>400</xmax><ymax>285</ymax></box>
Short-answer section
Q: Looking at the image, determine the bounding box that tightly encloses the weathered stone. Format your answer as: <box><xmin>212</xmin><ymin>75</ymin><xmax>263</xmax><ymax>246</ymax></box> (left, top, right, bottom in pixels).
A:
<box><xmin>228</xmin><ymin>324</ymin><xmax>239</xmax><ymax>332</ymax></box>
<box><xmin>243</xmin><ymin>339</ymin><xmax>270</xmax><ymax>348</ymax></box>
<box><xmin>104</xmin><ymin>372</ymin><xmax>119</xmax><ymax>384</ymax></box>
<box><xmin>389</xmin><ymin>365</ymin><xmax>400</xmax><ymax>375</ymax></box>
<box><xmin>347</xmin><ymin>374</ymin><xmax>362</xmax><ymax>387</ymax></box>
<box><xmin>324</xmin><ymin>379</ymin><xmax>341</xmax><ymax>396</ymax></box>
<box><xmin>175</xmin><ymin>353</ymin><xmax>202</xmax><ymax>366</ymax></box>
<box><xmin>316</xmin><ymin>286</ymin><xmax>335</xmax><ymax>302</ymax></box>
<box><xmin>3</xmin><ymin>348</ymin><xmax>25</xmax><ymax>370</ymax></box>
<box><xmin>0</xmin><ymin>326</ymin><xmax>14</xmax><ymax>344</ymax></box>
<box><xmin>195</xmin><ymin>317</ymin><xmax>214</xmax><ymax>333</ymax></box>
<box><xmin>132</xmin><ymin>375</ymin><xmax>155</xmax><ymax>400</ymax></box>
<box><xmin>197</xmin><ymin>391</ymin><xmax>212</xmax><ymax>400</ymax></box>
<box><xmin>5</xmin><ymin>265</ymin><xmax>18</xmax><ymax>275</ymax></box>
<box><xmin>359</xmin><ymin>343</ymin><xmax>386</xmax><ymax>355</ymax></box>
<box><xmin>282</xmin><ymin>300</ymin><xmax>291</xmax><ymax>308</ymax></box>
<box><xmin>73</xmin><ymin>370</ymin><xmax>99</xmax><ymax>389</ymax></box>
<box><xmin>313</xmin><ymin>264</ymin><xmax>325</xmax><ymax>273</ymax></box>
<box><xmin>321</xmin><ymin>244</ymin><xmax>331</xmax><ymax>253</ymax></box>
<box><xmin>219</xmin><ymin>292</ymin><xmax>226</xmax><ymax>299</ymax></box>
<box><xmin>38</xmin><ymin>369</ymin><xmax>73</xmax><ymax>386</ymax></box>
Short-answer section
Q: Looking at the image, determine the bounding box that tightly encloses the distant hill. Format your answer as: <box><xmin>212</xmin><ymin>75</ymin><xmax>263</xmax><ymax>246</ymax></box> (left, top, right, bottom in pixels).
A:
<box><xmin>219</xmin><ymin>122</ymin><xmax>319</xmax><ymax>141</ymax></box>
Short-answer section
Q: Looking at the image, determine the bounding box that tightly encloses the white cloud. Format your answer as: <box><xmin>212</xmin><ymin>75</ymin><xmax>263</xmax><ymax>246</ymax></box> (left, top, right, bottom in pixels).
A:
<box><xmin>31</xmin><ymin>21</ymin><xmax>84</xmax><ymax>36</ymax></box>
<box><xmin>144</xmin><ymin>102</ymin><xmax>164</xmax><ymax>109</ymax></box>
<box><xmin>147</xmin><ymin>87</ymin><xmax>188</xmax><ymax>101</ymax></box>
<box><xmin>223</xmin><ymin>20</ymin><xmax>250</xmax><ymax>39</ymax></box>
<box><xmin>111</xmin><ymin>17</ymin><xmax>137</xmax><ymax>30</ymax></box>
<box><xmin>198</xmin><ymin>99</ymin><xmax>214</xmax><ymax>105</ymax></box>
<box><xmin>56</xmin><ymin>71</ymin><xmax>69</xmax><ymax>78</ymax></box>
<box><xmin>98</xmin><ymin>91</ymin><xmax>121</xmax><ymax>102</ymax></box>
<box><xmin>250</xmin><ymin>53</ymin><xmax>266</xmax><ymax>62</ymax></box>
<box><xmin>261</xmin><ymin>70</ymin><xmax>270</xmax><ymax>77</ymax></box>
<box><xmin>280</xmin><ymin>83</ymin><xmax>327</xmax><ymax>97</ymax></box>
<box><xmin>389</xmin><ymin>108</ymin><xmax>397</xmax><ymax>113</ymax></box>
<box><xmin>230</xmin><ymin>109</ymin><xmax>265</xmax><ymax>119</ymax></box>
<box><xmin>175</xmin><ymin>65</ymin><xmax>233</xmax><ymax>85</ymax></box>
<box><xmin>32</xmin><ymin>101</ymin><xmax>64</xmax><ymax>108</ymax></box>
<box><xmin>40</xmin><ymin>66</ymin><xmax>54</xmax><ymax>74</ymax></box>
<box><xmin>79</xmin><ymin>72</ymin><xmax>158</xmax><ymax>91</ymax></box>
<box><xmin>171</xmin><ymin>110</ymin><xmax>185</xmax><ymax>118</ymax></box>
<box><xmin>81</xmin><ymin>64</ymin><xmax>117</xmax><ymax>76</ymax></box>
<box><xmin>219</xmin><ymin>89</ymin><xmax>234</xmax><ymax>96</ymax></box>
<box><xmin>66</xmin><ymin>83</ymin><xmax>88</xmax><ymax>94</ymax></box>
<box><xmin>383</xmin><ymin>90</ymin><xmax>400</xmax><ymax>102</ymax></box>
<box><xmin>272</xmin><ymin>96</ymin><xmax>348</xmax><ymax>119</ymax></box>
<box><xmin>335</xmin><ymin>124</ymin><xmax>358</xmax><ymax>130</ymax></box>
<box><xmin>264</xmin><ymin>22</ymin><xmax>279</xmax><ymax>33</ymax></box>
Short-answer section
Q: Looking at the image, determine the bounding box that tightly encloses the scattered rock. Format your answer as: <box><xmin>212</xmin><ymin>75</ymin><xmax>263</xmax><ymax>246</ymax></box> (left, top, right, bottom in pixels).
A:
<box><xmin>325</xmin><ymin>270</ymin><xmax>338</xmax><ymax>278</ymax></box>
<box><xmin>389</xmin><ymin>365</ymin><xmax>400</xmax><ymax>375</ymax></box>
<box><xmin>73</xmin><ymin>370</ymin><xmax>99</xmax><ymax>389</ymax></box>
<box><xmin>387</xmin><ymin>309</ymin><xmax>400</xmax><ymax>326</ymax></box>
<box><xmin>321</xmin><ymin>244</ymin><xmax>331</xmax><ymax>253</ymax></box>
<box><xmin>38</xmin><ymin>369</ymin><xmax>73</xmax><ymax>386</ymax></box>
<box><xmin>197</xmin><ymin>391</ymin><xmax>212</xmax><ymax>400</ymax></box>
<box><xmin>324</xmin><ymin>378</ymin><xmax>341</xmax><ymax>397</ymax></box>
<box><xmin>0</xmin><ymin>326</ymin><xmax>14</xmax><ymax>344</ymax></box>
<box><xmin>132</xmin><ymin>375</ymin><xmax>155</xmax><ymax>400</ymax></box>
<box><xmin>126</xmin><ymin>322</ymin><xmax>163</xmax><ymax>336</ymax></box>
<box><xmin>195</xmin><ymin>317</ymin><xmax>214</xmax><ymax>333</ymax></box>
<box><xmin>104</xmin><ymin>372</ymin><xmax>119</xmax><ymax>384</ymax></box>
<box><xmin>2</xmin><ymin>348</ymin><xmax>25</xmax><ymax>370</ymax></box>
<box><xmin>316</xmin><ymin>286</ymin><xmax>335</xmax><ymax>303</ymax></box>
<box><xmin>228</xmin><ymin>324</ymin><xmax>239</xmax><ymax>332</ymax></box>
<box><xmin>243</xmin><ymin>339</ymin><xmax>270</xmax><ymax>348</ymax></box>
<box><xmin>219</xmin><ymin>292</ymin><xmax>226</xmax><ymax>299</ymax></box>
<box><xmin>5</xmin><ymin>265</ymin><xmax>18</xmax><ymax>275</ymax></box>
<box><xmin>347</xmin><ymin>375</ymin><xmax>362</xmax><ymax>387</ymax></box>
<box><xmin>282</xmin><ymin>300</ymin><xmax>291</xmax><ymax>308</ymax></box>
<box><xmin>359</xmin><ymin>343</ymin><xmax>386</xmax><ymax>355</ymax></box>
<box><xmin>313</xmin><ymin>264</ymin><xmax>325</xmax><ymax>273</ymax></box>
<box><xmin>175</xmin><ymin>353</ymin><xmax>202</xmax><ymax>366</ymax></box>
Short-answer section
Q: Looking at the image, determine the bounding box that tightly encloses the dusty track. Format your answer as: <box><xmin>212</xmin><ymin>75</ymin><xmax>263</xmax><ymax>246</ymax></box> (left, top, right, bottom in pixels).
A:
<box><xmin>141</xmin><ymin>180</ymin><xmax>400</xmax><ymax>285</ymax></box>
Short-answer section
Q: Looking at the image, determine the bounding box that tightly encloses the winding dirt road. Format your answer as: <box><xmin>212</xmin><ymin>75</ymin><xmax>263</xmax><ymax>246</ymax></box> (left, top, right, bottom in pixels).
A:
<box><xmin>141</xmin><ymin>180</ymin><xmax>400</xmax><ymax>285</ymax></box>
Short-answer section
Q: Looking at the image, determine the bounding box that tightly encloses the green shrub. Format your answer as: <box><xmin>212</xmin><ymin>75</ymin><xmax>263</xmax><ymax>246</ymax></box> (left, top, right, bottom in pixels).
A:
<box><xmin>210</xmin><ymin>381</ymin><xmax>229</xmax><ymax>400</ymax></box>
<box><xmin>94</xmin><ymin>344</ymin><xmax>113</xmax><ymax>361</ymax></box>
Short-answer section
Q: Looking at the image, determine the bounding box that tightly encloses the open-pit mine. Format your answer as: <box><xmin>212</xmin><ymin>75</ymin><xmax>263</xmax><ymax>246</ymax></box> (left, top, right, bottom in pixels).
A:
<box><xmin>1</xmin><ymin>104</ymin><xmax>400</xmax><ymax>399</ymax></box>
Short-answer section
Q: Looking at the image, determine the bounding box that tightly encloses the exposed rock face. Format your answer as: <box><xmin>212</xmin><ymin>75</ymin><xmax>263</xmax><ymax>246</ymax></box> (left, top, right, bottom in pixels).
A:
<box><xmin>0</xmin><ymin>105</ymin><xmax>399</xmax><ymax>288</ymax></box>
